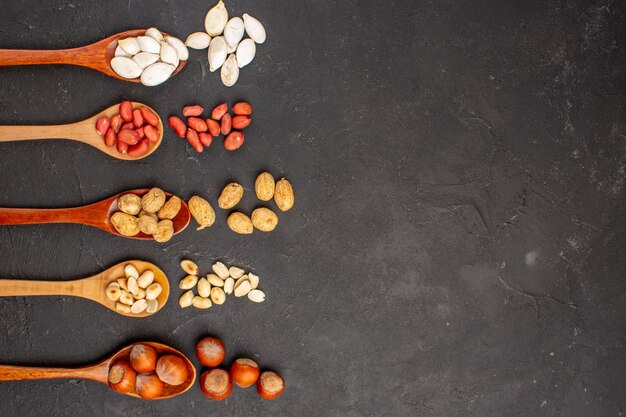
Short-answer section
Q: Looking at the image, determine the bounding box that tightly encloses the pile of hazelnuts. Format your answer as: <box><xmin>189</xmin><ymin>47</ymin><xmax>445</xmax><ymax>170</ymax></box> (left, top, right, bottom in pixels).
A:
<box><xmin>108</xmin><ymin>344</ymin><xmax>190</xmax><ymax>399</ymax></box>
<box><xmin>196</xmin><ymin>336</ymin><xmax>285</xmax><ymax>400</ymax></box>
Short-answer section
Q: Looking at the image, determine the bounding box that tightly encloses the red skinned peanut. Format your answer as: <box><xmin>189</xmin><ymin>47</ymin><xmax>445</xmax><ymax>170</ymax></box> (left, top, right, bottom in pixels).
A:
<box><xmin>117</xmin><ymin>129</ymin><xmax>140</xmax><ymax>145</ymax></box>
<box><xmin>211</xmin><ymin>103</ymin><xmax>228</xmax><ymax>120</ymax></box>
<box><xmin>224</xmin><ymin>131</ymin><xmax>244</xmax><ymax>151</ymax></box>
<box><xmin>168</xmin><ymin>116</ymin><xmax>187</xmax><ymax>138</ymax></box>
<box><xmin>140</xmin><ymin>107</ymin><xmax>159</xmax><ymax>127</ymax></box>
<box><xmin>206</xmin><ymin>119</ymin><xmax>221</xmax><ymax>136</ymax></box>
<box><xmin>186</xmin><ymin>128</ymin><xmax>204</xmax><ymax>152</ymax></box>
<box><xmin>144</xmin><ymin>125</ymin><xmax>159</xmax><ymax>143</ymax></box>
<box><xmin>232</xmin><ymin>115</ymin><xmax>251</xmax><ymax>130</ymax></box>
<box><xmin>188</xmin><ymin>117</ymin><xmax>208</xmax><ymax>132</ymax></box>
<box><xmin>232</xmin><ymin>102</ymin><xmax>252</xmax><ymax>115</ymax></box>
<box><xmin>119</xmin><ymin>101</ymin><xmax>133</xmax><ymax>122</ymax></box>
<box><xmin>221</xmin><ymin>113</ymin><xmax>232</xmax><ymax>135</ymax></box>
<box><xmin>96</xmin><ymin>117</ymin><xmax>110</xmax><ymax>135</ymax></box>
<box><xmin>128</xmin><ymin>139</ymin><xmax>150</xmax><ymax>158</ymax></box>
<box><xmin>182</xmin><ymin>105</ymin><xmax>204</xmax><ymax>117</ymax></box>
<box><xmin>199</xmin><ymin>133</ymin><xmax>213</xmax><ymax>147</ymax></box>
<box><xmin>104</xmin><ymin>128</ymin><xmax>116</xmax><ymax>147</ymax></box>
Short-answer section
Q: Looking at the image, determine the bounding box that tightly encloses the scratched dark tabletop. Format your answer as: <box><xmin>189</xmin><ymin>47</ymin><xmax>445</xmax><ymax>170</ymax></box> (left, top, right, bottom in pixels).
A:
<box><xmin>0</xmin><ymin>1</ymin><xmax>624</xmax><ymax>416</ymax></box>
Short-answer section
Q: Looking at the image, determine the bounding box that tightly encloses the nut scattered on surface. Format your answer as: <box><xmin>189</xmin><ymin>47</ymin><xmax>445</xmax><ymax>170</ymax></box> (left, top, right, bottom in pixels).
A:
<box><xmin>188</xmin><ymin>195</ymin><xmax>216</xmax><ymax>230</ymax></box>
<box><xmin>224</xmin><ymin>277</ymin><xmax>234</xmax><ymax>294</ymax></box>
<box><xmin>229</xmin><ymin>266</ymin><xmax>245</xmax><ymax>279</ymax></box>
<box><xmin>197</xmin><ymin>278</ymin><xmax>211</xmax><ymax>298</ymax></box>
<box><xmin>247</xmin><ymin>289</ymin><xmax>265</xmax><ymax>303</ymax></box>
<box><xmin>207</xmin><ymin>274</ymin><xmax>224</xmax><ymax>287</ymax></box>
<box><xmin>193</xmin><ymin>296</ymin><xmax>212</xmax><ymax>309</ymax></box>
<box><xmin>181</xmin><ymin>259</ymin><xmax>200</xmax><ymax>275</ymax></box>
<box><xmin>212</xmin><ymin>262</ymin><xmax>229</xmax><ymax>279</ymax></box>
<box><xmin>227</xmin><ymin>212</ymin><xmax>253</xmax><ymax>234</ymax></box>
<box><xmin>234</xmin><ymin>280</ymin><xmax>251</xmax><ymax>297</ymax></box>
<box><xmin>210</xmin><ymin>287</ymin><xmax>226</xmax><ymax>304</ymax></box>
<box><xmin>274</xmin><ymin>178</ymin><xmax>295</xmax><ymax>212</ymax></box>
<box><xmin>179</xmin><ymin>290</ymin><xmax>194</xmax><ymax>308</ymax></box>
<box><xmin>218</xmin><ymin>182</ymin><xmax>244</xmax><ymax>209</ymax></box>
<box><xmin>248</xmin><ymin>272</ymin><xmax>259</xmax><ymax>289</ymax></box>
<box><xmin>251</xmin><ymin>207</ymin><xmax>278</xmax><ymax>232</ymax></box>
<box><xmin>179</xmin><ymin>274</ymin><xmax>199</xmax><ymax>290</ymax></box>
<box><xmin>255</xmin><ymin>172</ymin><xmax>275</xmax><ymax>201</ymax></box>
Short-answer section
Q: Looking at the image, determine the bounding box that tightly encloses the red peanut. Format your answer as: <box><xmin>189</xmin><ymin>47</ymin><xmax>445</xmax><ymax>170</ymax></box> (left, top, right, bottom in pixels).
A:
<box><xmin>117</xmin><ymin>129</ymin><xmax>140</xmax><ymax>145</ymax></box>
<box><xmin>211</xmin><ymin>103</ymin><xmax>228</xmax><ymax>120</ymax></box>
<box><xmin>117</xmin><ymin>139</ymin><xmax>128</xmax><ymax>154</ymax></box>
<box><xmin>186</xmin><ymin>128</ymin><xmax>204</xmax><ymax>152</ymax></box>
<box><xmin>168</xmin><ymin>116</ymin><xmax>187</xmax><ymax>138</ymax></box>
<box><xmin>140</xmin><ymin>106</ymin><xmax>159</xmax><ymax>127</ymax></box>
<box><xmin>119</xmin><ymin>101</ymin><xmax>133</xmax><ymax>122</ymax></box>
<box><xmin>182</xmin><ymin>105</ymin><xmax>204</xmax><ymax>117</ymax></box>
<box><xmin>224</xmin><ymin>131</ymin><xmax>244</xmax><ymax>151</ymax></box>
<box><xmin>128</xmin><ymin>139</ymin><xmax>150</xmax><ymax>158</ymax></box>
<box><xmin>96</xmin><ymin>117</ymin><xmax>110</xmax><ymax>136</ymax></box>
<box><xmin>199</xmin><ymin>133</ymin><xmax>213</xmax><ymax>147</ymax></box>
<box><xmin>232</xmin><ymin>102</ymin><xmax>252</xmax><ymax>116</ymax></box>
<box><xmin>121</xmin><ymin>122</ymin><xmax>134</xmax><ymax>131</ymax></box>
<box><xmin>111</xmin><ymin>115</ymin><xmax>122</xmax><ymax>133</ymax></box>
<box><xmin>231</xmin><ymin>115</ymin><xmax>251</xmax><ymax>130</ymax></box>
<box><xmin>206</xmin><ymin>119</ymin><xmax>221</xmax><ymax>136</ymax></box>
<box><xmin>221</xmin><ymin>113</ymin><xmax>232</xmax><ymax>135</ymax></box>
<box><xmin>132</xmin><ymin>109</ymin><xmax>143</xmax><ymax>128</ymax></box>
<box><xmin>104</xmin><ymin>128</ymin><xmax>117</xmax><ymax>147</ymax></box>
<box><xmin>188</xmin><ymin>117</ymin><xmax>207</xmax><ymax>132</ymax></box>
<box><xmin>144</xmin><ymin>125</ymin><xmax>159</xmax><ymax>143</ymax></box>
<box><xmin>136</xmin><ymin>127</ymin><xmax>145</xmax><ymax>139</ymax></box>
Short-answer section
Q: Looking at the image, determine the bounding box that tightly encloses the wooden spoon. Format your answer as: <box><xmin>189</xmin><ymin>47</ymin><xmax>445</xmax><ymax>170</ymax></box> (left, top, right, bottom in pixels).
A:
<box><xmin>0</xmin><ymin>342</ymin><xmax>196</xmax><ymax>399</ymax></box>
<box><xmin>0</xmin><ymin>29</ymin><xmax>186</xmax><ymax>82</ymax></box>
<box><xmin>0</xmin><ymin>189</ymin><xmax>191</xmax><ymax>240</ymax></box>
<box><xmin>0</xmin><ymin>102</ymin><xmax>163</xmax><ymax>161</ymax></box>
<box><xmin>0</xmin><ymin>260</ymin><xmax>169</xmax><ymax>318</ymax></box>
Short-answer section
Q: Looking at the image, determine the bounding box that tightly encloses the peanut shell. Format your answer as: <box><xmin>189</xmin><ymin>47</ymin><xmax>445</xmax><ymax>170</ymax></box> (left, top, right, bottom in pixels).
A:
<box><xmin>157</xmin><ymin>196</ymin><xmax>182</xmax><ymax>220</ymax></box>
<box><xmin>218</xmin><ymin>182</ymin><xmax>244</xmax><ymax>209</ymax></box>
<box><xmin>227</xmin><ymin>212</ymin><xmax>253</xmax><ymax>234</ymax></box>
<box><xmin>274</xmin><ymin>178</ymin><xmax>294</xmax><ymax>211</ymax></box>
<box><xmin>110</xmin><ymin>212</ymin><xmax>140</xmax><ymax>236</ymax></box>
<box><xmin>138</xmin><ymin>214</ymin><xmax>158</xmax><ymax>235</ymax></box>
<box><xmin>251</xmin><ymin>207</ymin><xmax>278</xmax><ymax>232</ymax></box>
<box><xmin>255</xmin><ymin>172</ymin><xmax>275</xmax><ymax>201</ymax></box>
<box><xmin>188</xmin><ymin>196</ymin><xmax>215</xmax><ymax>230</ymax></box>
<box><xmin>154</xmin><ymin>219</ymin><xmax>174</xmax><ymax>242</ymax></box>
<box><xmin>118</xmin><ymin>194</ymin><xmax>142</xmax><ymax>215</ymax></box>
<box><xmin>141</xmin><ymin>187</ymin><xmax>166</xmax><ymax>213</ymax></box>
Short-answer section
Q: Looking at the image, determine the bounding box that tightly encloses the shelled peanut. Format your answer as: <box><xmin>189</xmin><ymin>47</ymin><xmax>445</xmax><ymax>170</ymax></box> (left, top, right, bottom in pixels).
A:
<box><xmin>108</xmin><ymin>343</ymin><xmax>189</xmax><ymax>399</ymax></box>
<box><xmin>105</xmin><ymin>264</ymin><xmax>162</xmax><ymax>315</ymax></box>
<box><xmin>110</xmin><ymin>188</ymin><xmax>181</xmax><ymax>242</ymax></box>
<box><xmin>168</xmin><ymin>101</ymin><xmax>252</xmax><ymax>152</ymax></box>
<box><xmin>95</xmin><ymin>101</ymin><xmax>161</xmax><ymax>158</ymax></box>
<box><xmin>178</xmin><ymin>260</ymin><xmax>265</xmax><ymax>309</ymax></box>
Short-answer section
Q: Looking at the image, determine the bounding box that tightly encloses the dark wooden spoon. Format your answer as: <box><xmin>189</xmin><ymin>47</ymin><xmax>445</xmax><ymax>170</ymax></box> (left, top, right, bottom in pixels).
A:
<box><xmin>0</xmin><ymin>189</ymin><xmax>190</xmax><ymax>240</ymax></box>
<box><xmin>0</xmin><ymin>29</ymin><xmax>186</xmax><ymax>82</ymax></box>
<box><xmin>0</xmin><ymin>342</ymin><xmax>196</xmax><ymax>400</ymax></box>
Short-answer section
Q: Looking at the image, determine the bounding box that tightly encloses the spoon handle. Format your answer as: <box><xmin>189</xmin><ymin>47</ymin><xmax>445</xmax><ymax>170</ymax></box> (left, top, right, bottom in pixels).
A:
<box><xmin>0</xmin><ymin>206</ymin><xmax>106</xmax><ymax>228</ymax></box>
<box><xmin>0</xmin><ymin>362</ymin><xmax>108</xmax><ymax>383</ymax></box>
<box><xmin>0</xmin><ymin>279</ymin><xmax>81</xmax><ymax>297</ymax></box>
<box><xmin>0</xmin><ymin>121</ymin><xmax>91</xmax><ymax>142</ymax></box>
<box><xmin>0</xmin><ymin>46</ymin><xmax>98</xmax><ymax>68</ymax></box>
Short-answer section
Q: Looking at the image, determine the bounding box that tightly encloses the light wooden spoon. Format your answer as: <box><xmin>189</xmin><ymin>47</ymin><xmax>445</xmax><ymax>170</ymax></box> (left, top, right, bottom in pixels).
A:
<box><xmin>0</xmin><ymin>260</ymin><xmax>169</xmax><ymax>318</ymax></box>
<box><xmin>0</xmin><ymin>29</ymin><xmax>186</xmax><ymax>82</ymax></box>
<box><xmin>0</xmin><ymin>342</ymin><xmax>196</xmax><ymax>400</ymax></box>
<box><xmin>0</xmin><ymin>102</ymin><xmax>163</xmax><ymax>161</ymax></box>
<box><xmin>0</xmin><ymin>188</ymin><xmax>191</xmax><ymax>240</ymax></box>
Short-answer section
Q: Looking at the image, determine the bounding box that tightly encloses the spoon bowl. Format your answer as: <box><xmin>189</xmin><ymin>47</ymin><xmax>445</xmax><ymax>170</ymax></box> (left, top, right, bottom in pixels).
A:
<box><xmin>0</xmin><ymin>342</ymin><xmax>196</xmax><ymax>400</ymax></box>
<box><xmin>0</xmin><ymin>101</ymin><xmax>163</xmax><ymax>161</ymax></box>
<box><xmin>0</xmin><ymin>260</ymin><xmax>170</xmax><ymax>318</ymax></box>
<box><xmin>0</xmin><ymin>188</ymin><xmax>191</xmax><ymax>240</ymax></box>
<box><xmin>0</xmin><ymin>29</ymin><xmax>187</xmax><ymax>82</ymax></box>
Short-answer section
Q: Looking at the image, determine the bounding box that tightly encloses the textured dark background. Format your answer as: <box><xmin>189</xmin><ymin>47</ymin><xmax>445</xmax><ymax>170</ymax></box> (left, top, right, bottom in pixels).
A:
<box><xmin>0</xmin><ymin>0</ymin><xmax>624</xmax><ymax>416</ymax></box>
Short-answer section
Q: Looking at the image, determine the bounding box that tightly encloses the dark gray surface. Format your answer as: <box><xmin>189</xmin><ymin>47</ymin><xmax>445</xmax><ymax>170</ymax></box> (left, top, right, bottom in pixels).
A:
<box><xmin>0</xmin><ymin>0</ymin><xmax>624</xmax><ymax>416</ymax></box>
